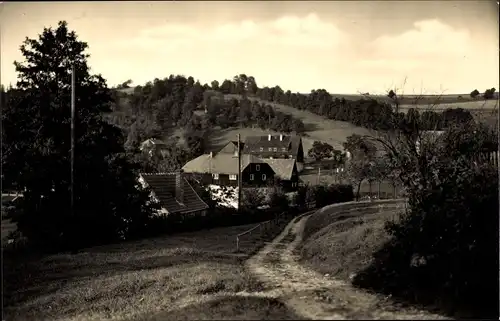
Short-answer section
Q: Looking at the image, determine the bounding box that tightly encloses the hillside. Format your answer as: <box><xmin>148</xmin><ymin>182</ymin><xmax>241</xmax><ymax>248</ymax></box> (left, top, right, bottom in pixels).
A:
<box><xmin>119</xmin><ymin>86</ymin><xmax>497</xmax><ymax>107</ymax></box>
<box><xmin>331</xmin><ymin>93</ymin><xmax>498</xmax><ymax>106</ymax></box>
<box><xmin>111</xmin><ymin>77</ymin><xmax>497</xmax><ymax>167</ymax></box>
<box><xmin>3</xmin><ymin>220</ymin><xmax>294</xmax><ymax>321</ymax></box>
<box><xmin>298</xmin><ymin>201</ymin><xmax>405</xmax><ymax>281</ymax></box>
<box><xmin>224</xmin><ymin>94</ymin><xmax>376</xmax><ymax>151</ymax></box>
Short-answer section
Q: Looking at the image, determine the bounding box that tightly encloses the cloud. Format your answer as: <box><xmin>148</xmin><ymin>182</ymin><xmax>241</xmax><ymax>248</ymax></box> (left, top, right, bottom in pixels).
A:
<box><xmin>349</xmin><ymin>19</ymin><xmax>477</xmax><ymax>92</ymax></box>
<box><xmin>117</xmin><ymin>13</ymin><xmax>347</xmax><ymax>53</ymax></box>
<box><xmin>369</xmin><ymin>19</ymin><xmax>471</xmax><ymax>61</ymax></box>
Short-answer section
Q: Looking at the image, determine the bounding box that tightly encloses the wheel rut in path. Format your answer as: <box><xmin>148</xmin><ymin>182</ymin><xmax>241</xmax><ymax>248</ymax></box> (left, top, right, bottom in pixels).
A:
<box><xmin>245</xmin><ymin>206</ymin><xmax>449</xmax><ymax>320</ymax></box>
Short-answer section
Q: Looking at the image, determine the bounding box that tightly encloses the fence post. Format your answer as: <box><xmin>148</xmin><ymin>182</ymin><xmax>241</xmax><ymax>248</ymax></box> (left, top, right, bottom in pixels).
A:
<box><xmin>236</xmin><ymin>236</ymin><xmax>239</xmax><ymax>252</ymax></box>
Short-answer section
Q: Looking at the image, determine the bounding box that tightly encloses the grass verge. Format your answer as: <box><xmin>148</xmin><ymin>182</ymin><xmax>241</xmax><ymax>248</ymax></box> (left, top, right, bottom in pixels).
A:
<box><xmin>298</xmin><ymin>202</ymin><xmax>403</xmax><ymax>281</ymax></box>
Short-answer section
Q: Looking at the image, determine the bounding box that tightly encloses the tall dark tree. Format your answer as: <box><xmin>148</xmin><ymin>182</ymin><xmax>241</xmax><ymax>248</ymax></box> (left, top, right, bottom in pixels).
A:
<box><xmin>483</xmin><ymin>87</ymin><xmax>496</xmax><ymax>99</ymax></box>
<box><xmin>470</xmin><ymin>89</ymin><xmax>480</xmax><ymax>98</ymax></box>
<box><xmin>2</xmin><ymin>21</ymin><xmax>157</xmax><ymax>251</ymax></box>
<box><xmin>210</xmin><ymin>80</ymin><xmax>219</xmax><ymax>91</ymax></box>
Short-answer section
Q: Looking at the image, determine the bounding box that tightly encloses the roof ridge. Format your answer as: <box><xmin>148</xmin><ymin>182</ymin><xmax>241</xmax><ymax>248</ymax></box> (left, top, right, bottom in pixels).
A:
<box><xmin>140</xmin><ymin>171</ymin><xmax>182</xmax><ymax>176</ymax></box>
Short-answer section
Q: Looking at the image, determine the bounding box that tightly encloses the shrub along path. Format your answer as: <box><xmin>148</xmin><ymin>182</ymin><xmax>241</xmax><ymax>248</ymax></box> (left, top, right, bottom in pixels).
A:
<box><xmin>245</xmin><ymin>202</ymin><xmax>449</xmax><ymax>320</ymax></box>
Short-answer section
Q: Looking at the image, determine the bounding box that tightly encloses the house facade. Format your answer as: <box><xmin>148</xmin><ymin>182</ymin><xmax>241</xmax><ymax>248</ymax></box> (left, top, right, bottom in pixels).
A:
<box><xmin>243</xmin><ymin>135</ymin><xmax>305</xmax><ymax>165</ymax></box>
<box><xmin>182</xmin><ymin>152</ymin><xmax>276</xmax><ymax>187</ymax></box>
<box><xmin>138</xmin><ymin>171</ymin><xmax>209</xmax><ymax>218</ymax></box>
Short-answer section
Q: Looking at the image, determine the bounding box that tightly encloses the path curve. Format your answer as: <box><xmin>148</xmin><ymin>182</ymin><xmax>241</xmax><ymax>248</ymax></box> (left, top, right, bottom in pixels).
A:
<box><xmin>245</xmin><ymin>203</ymin><xmax>450</xmax><ymax>320</ymax></box>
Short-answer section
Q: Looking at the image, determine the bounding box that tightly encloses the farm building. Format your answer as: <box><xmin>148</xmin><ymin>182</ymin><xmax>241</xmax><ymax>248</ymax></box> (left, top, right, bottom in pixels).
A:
<box><xmin>243</xmin><ymin>134</ymin><xmax>304</xmax><ymax>166</ymax></box>
<box><xmin>261</xmin><ymin>158</ymin><xmax>300</xmax><ymax>190</ymax></box>
<box><xmin>182</xmin><ymin>152</ymin><xmax>275</xmax><ymax>188</ymax></box>
<box><xmin>182</xmin><ymin>148</ymin><xmax>300</xmax><ymax>191</ymax></box>
<box><xmin>138</xmin><ymin>171</ymin><xmax>209</xmax><ymax>218</ymax></box>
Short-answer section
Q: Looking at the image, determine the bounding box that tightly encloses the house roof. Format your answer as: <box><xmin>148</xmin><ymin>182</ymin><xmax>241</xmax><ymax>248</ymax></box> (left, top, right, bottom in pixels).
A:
<box><xmin>262</xmin><ymin>158</ymin><xmax>297</xmax><ymax>180</ymax></box>
<box><xmin>230</xmin><ymin>141</ymin><xmax>245</xmax><ymax>149</ymax></box>
<box><xmin>182</xmin><ymin>153</ymin><xmax>266</xmax><ymax>175</ymax></box>
<box><xmin>218</xmin><ymin>141</ymin><xmax>245</xmax><ymax>154</ymax></box>
<box><xmin>139</xmin><ymin>173</ymin><xmax>208</xmax><ymax>214</ymax></box>
<box><xmin>141</xmin><ymin>138</ymin><xmax>167</xmax><ymax>146</ymax></box>
<box><xmin>244</xmin><ymin>135</ymin><xmax>302</xmax><ymax>157</ymax></box>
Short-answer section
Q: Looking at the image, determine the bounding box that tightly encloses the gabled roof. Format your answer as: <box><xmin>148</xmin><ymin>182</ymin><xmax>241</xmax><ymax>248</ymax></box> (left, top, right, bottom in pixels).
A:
<box><xmin>262</xmin><ymin>158</ymin><xmax>297</xmax><ymax>180</ymax></box>
<box><xmin>141</xmin><ymin>138</ymin><xmax>167</xmax><ymax>146</ymax></box>
<box><xmin>244</xmin><ymin>135</ymin><xmax>292</xmax><ymax>149</ymax></box>
<box><xmin>139</xmin><ymin>173</ymin><xmax>208</xmax><ymax>214</ymax></box>
<box><xmin>244</xmin><ymin>135</ymin><xmax>302</xmax><ymax>157</ymax></box>
<box><xmin>182</xmin><ymin>153</ymin><xmax>267</xmax><ymax>175</ymax></box>
<box><xmin>218</xmin><ymin>141</ymin><xmax>245</xmax><ymax>154</ymax></box>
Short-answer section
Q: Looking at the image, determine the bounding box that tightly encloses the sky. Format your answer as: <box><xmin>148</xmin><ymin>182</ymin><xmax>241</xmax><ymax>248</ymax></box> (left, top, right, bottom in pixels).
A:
<box><xmin>1</xmin><ymin>1</ymin><xmax>499</xmax><ymax>94</ymax></box>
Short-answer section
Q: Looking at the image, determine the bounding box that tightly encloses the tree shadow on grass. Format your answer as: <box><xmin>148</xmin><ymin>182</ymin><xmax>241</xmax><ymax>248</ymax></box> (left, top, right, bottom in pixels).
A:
<box><xmin>3</xmin><ymin>250</ymin><xmax>245</xmax><ymax>308</ymax></box>
<box><xmin>134</xmin><ymin>296</ymin><xmax>302</xmax><ymax>320</ymax></box>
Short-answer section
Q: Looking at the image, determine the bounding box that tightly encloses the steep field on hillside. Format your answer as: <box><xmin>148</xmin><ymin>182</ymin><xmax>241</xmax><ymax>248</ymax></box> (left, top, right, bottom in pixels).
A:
<box><xmin>224</xmin><ymin>94</ymin><xmax>377</xmax><ymax>151</ymax></box>
<box><xmin>4</xmin><ymin>221</ymin><xmax>292</xmax><ymax>321</ymax></box>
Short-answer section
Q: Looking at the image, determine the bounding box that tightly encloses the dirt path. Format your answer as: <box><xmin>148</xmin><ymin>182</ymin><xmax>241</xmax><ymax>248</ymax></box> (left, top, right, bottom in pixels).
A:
<box><xmin>245</xmin><ymin>210</ymin><xmax>450</xmax><ymax>320</ymax></box>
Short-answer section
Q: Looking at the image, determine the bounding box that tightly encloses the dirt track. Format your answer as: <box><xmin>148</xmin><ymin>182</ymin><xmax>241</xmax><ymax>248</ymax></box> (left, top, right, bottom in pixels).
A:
<box><xmin>244</xmin><ymin>205</ymin><xmax>449</xmax><ymax>320</ymax></box>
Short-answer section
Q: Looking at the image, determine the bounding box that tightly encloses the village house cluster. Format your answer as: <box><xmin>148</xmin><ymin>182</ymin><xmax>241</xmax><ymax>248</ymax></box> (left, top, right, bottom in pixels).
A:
<box><xmin>138</xmin><ymin>134</ymin><xmax>305</xmax><ymax>216</ymax></box>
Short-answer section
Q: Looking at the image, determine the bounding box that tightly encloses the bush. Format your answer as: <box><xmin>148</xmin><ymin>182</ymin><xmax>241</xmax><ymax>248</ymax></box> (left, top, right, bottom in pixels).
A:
<box><xmin>268</xmin><ymin>188</ymin><xmax>290</xmax><ymax>211</ymax></box>
<box><xmin>293</xmin><ymin>184</ymin><xmax>315</xmax><ymax>209</ymax></box>
<box><xmin>354</xmin><ymin>125</ymin><xmax>498</xmax><ymax>318</ymax></box>
<box><xmin>312</xmin><ymin>184</ymin><xmax>354</xmax><ymax>208</ymax></box>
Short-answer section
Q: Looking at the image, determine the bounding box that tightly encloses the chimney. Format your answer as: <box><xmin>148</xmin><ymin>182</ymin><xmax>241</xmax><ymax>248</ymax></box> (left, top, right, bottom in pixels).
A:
<box><xmin>175</xmin><ymin>169</ymin><xmax>184</xmax><ymax>204</ymax></box>
<box><xmin>280</xmin><ymin>134</ymin><xmax>283</xmax><ymax>141</ymax></box>
<box><xmin>268</xmin><ymin>134</ymin><xmax>271</xmax><ymax>141</ymax></box>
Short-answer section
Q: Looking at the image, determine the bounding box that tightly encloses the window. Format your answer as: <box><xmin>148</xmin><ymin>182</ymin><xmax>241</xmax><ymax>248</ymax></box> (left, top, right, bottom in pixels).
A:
<box><xmin>250</xmin><ymin>174</ymin><xmax>254</xmax><ymax>181</ymax></box>
<box><xmin>212</xmin><ymin>173</ymin><xmax>219</xmax><ymax>180</ymax></box>
<box><xmin>282</xmin><ymin>147</ymin><xmax>287</xmax><ymax>152</ymax></box>
<box><xmin>229</xmin><ymin>174</ymin><xmax>237</xmax><ymax>180</ymax></box>
<box><xmin>262</xmin><ymin>174</ymin><xmax>267</xmax><ymax>180</ymax></box>
<box><xmin>260</xmin><ymin>147</ymin><xmax>264</xmax><ymax>152</ymax></box>
<box><xmin>273</xmin><ymin>147</ymin><xmax>278</xmax><ymax>152</ymax></box>
<box><xmin>268</xmin><ymin>147</ymin><xmax>272</xmax><ymax>151</ymax></box>
<box><xmin>256</xmin><ymin>165</ymin><xmax>260</xmax><ymax>171</ymax></box>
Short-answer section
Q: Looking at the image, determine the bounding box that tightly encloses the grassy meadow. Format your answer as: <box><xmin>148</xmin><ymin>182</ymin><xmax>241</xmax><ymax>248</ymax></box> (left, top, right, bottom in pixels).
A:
<box><xmin>3</xmin><ymin>220</ymin><xmax>294</xmax><ymax>321</ymax></box>
<box><xmin>224</xmin><ymin>94</ymin><xmax>376</xmax><ymax>152</ymax></box>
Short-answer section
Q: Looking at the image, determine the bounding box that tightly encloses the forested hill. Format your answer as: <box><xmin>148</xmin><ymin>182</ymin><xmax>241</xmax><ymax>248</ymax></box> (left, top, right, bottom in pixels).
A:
<box><xmin>109</xmin><ymin>74</ymin><xmax>476</xmax><ymax>145</ymax></box>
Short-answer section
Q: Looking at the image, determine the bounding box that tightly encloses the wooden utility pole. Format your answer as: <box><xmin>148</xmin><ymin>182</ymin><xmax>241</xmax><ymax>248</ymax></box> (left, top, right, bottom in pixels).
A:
<box><xmin>71</xmin><ymin>64</ymin><xmax>75</xmax><ymax>215</ymax></box>
<box><xmin>497</xmin><ymin>78</ymin><xmax>500</xmax><ymax>258</ymax></box>
<box><xmin>237</xmin><ymin>134</ymin><xmax>242</xmax><ymax>212</ymax></box>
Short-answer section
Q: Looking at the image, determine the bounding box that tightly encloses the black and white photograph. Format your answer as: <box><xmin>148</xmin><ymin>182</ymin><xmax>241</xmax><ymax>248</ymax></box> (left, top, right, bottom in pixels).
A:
<box><xmin>1</xmin><ymin>1</ymin><xmax>499</xmax><ymax>320</ymax></box>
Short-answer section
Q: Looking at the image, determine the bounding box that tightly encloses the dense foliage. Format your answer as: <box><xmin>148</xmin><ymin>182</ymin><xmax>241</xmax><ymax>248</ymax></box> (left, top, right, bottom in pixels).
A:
<box><xmin>353</xmin><ymin>108</ymin><xmax>498</xmax><ymax>318</ymax></box>
<box><xmin>293</xmin><ymin>183</ymin><xmax>354</xmax><ymax>209</ymax></box>
<box><xmin>108</xmin><ymin>71</ymin><xmax>476</xmax><ymax>175</ymax></box>
<box><xmin>206</xmin><ymin>74</ymin><xmax>475</xmax><ymax>132</ymax></box>
<box><xmin>2</xmin><ymin>22</ymin><xmax>159</xmax><ymax>251</ymax></box>
<box><xmin>204</xmin><ymin>94</ymin><xmax>305</xmax><ymax>134</ymax></box>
